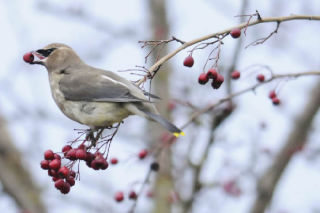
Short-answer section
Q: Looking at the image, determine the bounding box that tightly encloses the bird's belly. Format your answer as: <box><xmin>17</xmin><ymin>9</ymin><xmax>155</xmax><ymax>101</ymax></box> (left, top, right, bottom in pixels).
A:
<box><xmin>62</xmin><ymin>101</ymin><xmax>131</xmax><ymax>127</ymax></box>
<box><xmin>49</xmin><ymin>75</ymin><xmax>130</xmax><ymax>127</ymax></box>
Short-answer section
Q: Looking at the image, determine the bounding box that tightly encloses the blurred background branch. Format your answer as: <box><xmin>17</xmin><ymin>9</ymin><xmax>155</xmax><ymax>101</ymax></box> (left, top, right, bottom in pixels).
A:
<box><xmin>250</xmin><ymin>80</ymin><xmax>320</xmax><ymax>213</ymax></box>
<box><xmin>0</xmin><ymin>114</ymin><xmax>45</xmax><ymax>213</ymax></box>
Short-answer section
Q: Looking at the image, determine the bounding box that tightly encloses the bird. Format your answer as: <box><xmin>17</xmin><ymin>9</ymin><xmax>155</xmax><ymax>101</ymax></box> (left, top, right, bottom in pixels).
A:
<box><xmin>23</xmin><ymin>43</ymin><xmax>184</xmax><ymax>137</ymax></box>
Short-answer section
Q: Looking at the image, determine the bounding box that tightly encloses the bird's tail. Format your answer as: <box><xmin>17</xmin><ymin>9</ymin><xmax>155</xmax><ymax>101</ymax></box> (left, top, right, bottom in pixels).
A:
<box><xmin>142</xmin><ymin>111</ymin><xmax>185</xmax><ymax>137</ymax></box>
<box><xmin>126</xmin><ymin>104</ymin><xmax>184</xmax><ymax>137</ymax></box>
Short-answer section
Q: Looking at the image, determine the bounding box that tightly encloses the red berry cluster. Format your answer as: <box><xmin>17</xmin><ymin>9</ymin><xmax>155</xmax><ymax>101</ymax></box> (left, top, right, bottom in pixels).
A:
<box><xmin>198</xmin><ymin>68</ymin><xmax>224</xmax><ymax>89</ymax></box>
<box><xmin>268</xmin><ymin>90</ymin><xmax>280</xmax><ymax>105</ymax></box>
<box><xmin>40</xmin><ymin>144</ymin><xmax>111</xmax><ymax>194</ymax></box>
<box><xmin>62</xmin><ymin>144</ymin><xmax>109</xmax><ymax>170</ymax></box>
<box><xmin>40</xmin><ymin>150</ymin><xmax>76</xmax><ymax>194</ymax></box>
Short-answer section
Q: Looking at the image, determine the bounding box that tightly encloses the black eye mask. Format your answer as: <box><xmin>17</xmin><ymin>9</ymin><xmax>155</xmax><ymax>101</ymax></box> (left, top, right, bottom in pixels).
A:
<box><xmin>36</xmin><ymin>48</ymin><xmax>56</xmax><ymax>57</ymax></box>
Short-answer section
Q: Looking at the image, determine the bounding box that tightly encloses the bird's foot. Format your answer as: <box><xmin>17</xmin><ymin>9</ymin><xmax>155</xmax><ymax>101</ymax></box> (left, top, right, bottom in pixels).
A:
<box><xmin>85</xmin><ymin>129</ymin><xmax>95</xmax><ymax>142</ymax></box>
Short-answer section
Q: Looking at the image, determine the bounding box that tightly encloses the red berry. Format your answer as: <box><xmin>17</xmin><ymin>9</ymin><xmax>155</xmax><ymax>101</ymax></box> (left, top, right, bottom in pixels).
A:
<box><xmin>44</xmin><ymin>150</ymin><xmax>54</xmax><ymax>160</ymax></box>
<box><xmin>206</xmin><ymin>69</ymin><xmax>218</xmax><ymax>79</ymax></box>
<box><xmin>23</xmin><ymin>52</ymin><xmax>34</xmax><ymax>63</ymax></box>
<box><xmin>272</xmin><ymin>97</ymin><xmax>280</xmax><ymax>105</ymax></box>
<box><xmin>198</xmin><ymin>73</ymin><xmax>209</xmax><ymax>85</ymax></box>
<box><xmin>216</xmin><ymin>74</ymin><xmax>224</xmax><ymax>84</ymax></box>
<box><xmin>231</xmin><ymin>71</ymin><xmax>240</xmax><ymax>79</ymax></box>
<box><xmin>101</xmin><ymin>162</ymin><xmax>108</xmax><ymax>170</ymax></box>
<box><xmin>40</xmin><ymin>160</ymin><xmax>50</xmax><ymax>170</ymax></box>
<box><xmin>110</xmin><ymin>158</ymin><xmax>118</xmax><ymax>165</ymax></box>
<box><xmin>59</xmin><ymin>182</ymin><xmax>71</xmax><ymax>194</ymax></box>
<box><xmin>54</xmin><ymin>153</ymin><xmax>61</xmax><ymax>160</ymax></box>
<box><xmin>138</xmin><ymin>149</ymin><xmax>148</xmax><ymax>159</ymax></box>
<box><xmin>62</xmin><ymin>145</ymin><xmax>72</xmax><ymax>155</ymax></box>
<box><xmin>211</xmin><ymin>74</ymin><xmax>224</xmax><ymax>89</ymax></box>
<box><xmin>55</xmin><ymin>179</ymin><xmax>71</xmax><ymax>194</ymax></box>
<box><xmin>86</xmin><ymin>152</ymin><xmax>95</xmax><ymax>161</ymax></box>
<box><xmin>54</xmin><ymin>179</ymin><xmax>65</xmax><ymax>190</ymax></box>
<box><xmin>66</xmin><ymin>177</ymin><xmax>75</xmax><ymax>186</ymax></box>
<box><xmin>58</xmin><ymin>166</ymin><xmax>69</xmax><ymax>178</ymax></box>
<box><xmin>211</xmin><ymin>81</ymin><xmax>221</xmax><ymax>89</ymax></box>
<box><xmin>230</xmin><ymin>28</ymin><xmax>241</xmax><ymax>38</ymax></box>
<box><xmin>114</xmin><ymin>191</ymin><xmax>124</xmax><ymax>202</ymax></box>
<box><xmin>49</xmin><ymin>159</ymin><xmax>61</xmax><ymax>170</ymax></box>
<box><xmin>95</xmin><ymin>158</ymin><xmax>108</xmax><ymax>170</ymax></box>
<box><xmin>52</xmin><ymin>177</ymin><xmax>60</xmax><ymax>182</ymax></box>
<box><xmin>269</xmin><ymin>90</ymin><xmax>277</xmax><ymax>99</ymax></box>
<box><xmin>75</xmin><ymin>149</ymin><xmax>87</xmax><ymax>160</ymax></box>
<box><xmin>48</xmin><ymin>169</ymin><xmax>58</xmax><ymax>177</ymax></box>
<box><xmin>66</xmin><ymin>149</ymin><xmax>77</xmax><ymax>160</ymax></box>
<box><xmin>257</xmin><ymin>74</ymin><xmax>265</xmax><ymax>82</ymax></box>
<box><xmin>129</xmin><ymin>191</ymin><xmax>137</xmax><ymax>200</ymax></box>
<box><xmin>90</xmin><ymin>160</ymin><xmax>99</xmax><ymax>170</ymax></box>
<box><xmin>183</xmin><ymin>55</ymin><xmax>194</xmax><ymax>67</ymax></box>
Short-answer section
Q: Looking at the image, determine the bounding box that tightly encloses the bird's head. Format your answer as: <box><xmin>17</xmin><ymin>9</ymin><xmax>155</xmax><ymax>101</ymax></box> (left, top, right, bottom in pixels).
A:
<box><xmin>23</xmin><ymin>43</ymin><xmax>84</xmax><ymax>72</ymax></box>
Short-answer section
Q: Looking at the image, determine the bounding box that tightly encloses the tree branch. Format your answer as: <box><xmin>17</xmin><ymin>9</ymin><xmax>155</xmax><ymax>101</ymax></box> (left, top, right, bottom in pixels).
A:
<box><xmin>137</xmin><ymin>14</ymin><xmax>320</xmax><ymax>85</ymax></box>
<box><xmin>181</xmin><ymin>70</ymin><xmax>320</xmax><ymax>129</ymax></box>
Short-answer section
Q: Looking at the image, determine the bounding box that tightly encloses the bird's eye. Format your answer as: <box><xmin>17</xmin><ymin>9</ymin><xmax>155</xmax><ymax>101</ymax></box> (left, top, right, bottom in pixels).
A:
<box><xmin>36</xmin><ymin>48</ymin><xmax>56</xmax><ymax>57</ymax></box>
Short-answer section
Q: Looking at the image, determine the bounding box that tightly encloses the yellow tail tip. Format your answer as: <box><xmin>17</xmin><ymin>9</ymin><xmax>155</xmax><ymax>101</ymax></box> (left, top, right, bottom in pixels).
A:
<box><xmin>173</xmin><ymin>131</ymin><xmax>185</xmax><ymax>137</ymax></box>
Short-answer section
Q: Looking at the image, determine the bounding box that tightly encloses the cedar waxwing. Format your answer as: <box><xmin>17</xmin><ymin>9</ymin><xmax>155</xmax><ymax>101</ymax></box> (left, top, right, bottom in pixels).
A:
<box><xmin>23</xmin><ymin>43</ymin><xmax>184</xmax><ymax>137</ymax></box>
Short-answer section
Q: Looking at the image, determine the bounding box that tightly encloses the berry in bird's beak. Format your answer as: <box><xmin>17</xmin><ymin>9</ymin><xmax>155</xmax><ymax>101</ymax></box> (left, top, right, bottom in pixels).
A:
<box><xmin>23</xmin><ymin>52</ymin><xmax>34</xmax><ymax>63</ymax></box>
<box><xmin>23</xmin><ymin>51</ymin><xmax>47</xmax><ymax>65</ymax></box>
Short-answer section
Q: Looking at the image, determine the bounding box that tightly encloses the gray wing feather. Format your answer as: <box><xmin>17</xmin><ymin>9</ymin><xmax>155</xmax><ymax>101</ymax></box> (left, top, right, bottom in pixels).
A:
<box><xmin>59</xmin><ymin>71</ymin><xmax>147</xmax><ymax>102</ymax></box>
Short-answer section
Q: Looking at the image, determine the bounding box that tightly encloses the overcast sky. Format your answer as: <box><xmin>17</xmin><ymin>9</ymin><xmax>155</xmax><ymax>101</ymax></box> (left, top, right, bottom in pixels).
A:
<box><xmin>1</xmin><ymin>0</ymin><xmax>320</xmax><ymax>213</ymax></box>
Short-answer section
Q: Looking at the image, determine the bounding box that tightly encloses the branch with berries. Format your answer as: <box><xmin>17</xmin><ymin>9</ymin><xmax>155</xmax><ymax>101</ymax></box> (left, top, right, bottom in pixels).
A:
<box><xmin>181</xmin><ymin>70</ymin><xmax>320</xmax><ymax>129</ymax></box>
<box><xmin>125</xmin><ymin>69</ymin><xmax>320</xmax><ymax>212</ymax></box>
<box><xmin>117</xmin><ymin>14</ymin><xmax>320</xmax><ymax>211</ymax></box>
<box><xmin>136</xmin><ymin>14</ymin><xmax>320</xmax><ymax>85</ymax></box>
<box><xmin>40</xmin><ymin>125</ymin><xmax>121</xmax><ymax>194</ymax></box>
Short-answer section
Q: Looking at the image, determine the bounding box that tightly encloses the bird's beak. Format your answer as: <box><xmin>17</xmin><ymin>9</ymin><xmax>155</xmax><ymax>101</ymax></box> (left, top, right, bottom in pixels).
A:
<box><xmin>23</xmin><ymin>51</ymin><xmax>47</xmax><ymax>65</ymax></box>
<box><xmin>31</xmin><ymin>51</ymin><xmax>47</xmax><ymax>65</ymax></box>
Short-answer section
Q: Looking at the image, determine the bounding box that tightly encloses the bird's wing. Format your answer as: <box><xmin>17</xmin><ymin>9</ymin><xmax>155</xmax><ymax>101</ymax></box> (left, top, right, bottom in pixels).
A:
<box><xmin>59</xmin><ymin>71</ymin><xmax>148</xmax><ymax>102</ymax></box>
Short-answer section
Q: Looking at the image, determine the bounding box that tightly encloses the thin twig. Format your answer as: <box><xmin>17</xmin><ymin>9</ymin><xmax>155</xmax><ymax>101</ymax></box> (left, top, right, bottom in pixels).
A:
<box><xmin>245</xmin><ymin>21</ymin><xmax>281</xmax><ymax>48</ymax></box>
